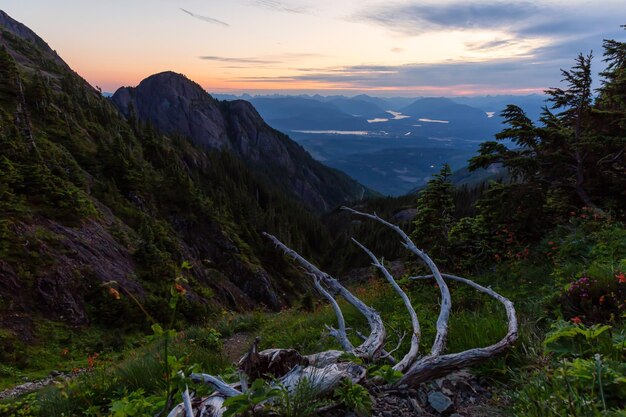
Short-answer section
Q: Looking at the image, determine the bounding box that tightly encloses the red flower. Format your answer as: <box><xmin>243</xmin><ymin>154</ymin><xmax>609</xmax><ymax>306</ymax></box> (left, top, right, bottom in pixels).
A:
<box><xmin>108</xmin><ymin>287</ymin><xmax>121</xmax><ymax>300</ymax></box>
<box><xmin>599</xmin><ymin>295</ymin><xmax>606</xmax><ymax>305</ymax></box>
<box><xmin>617</xmin><ymin>272</ymin><xmax>626</xmax><ymax>284</ymax></box>
<box><xmin>175</xmin><ymin>283</ymin><xmax>187</xmax><ymax>295</ymax></box>
<box><xmin>571</xmin><ymin>316</ymin><xmax>582</xmax><ymax>325</ymax></box>
<box><xmin>87</xmin><ymin>352</ymin><xmax>99</xmax><ymax>369</ymax></box>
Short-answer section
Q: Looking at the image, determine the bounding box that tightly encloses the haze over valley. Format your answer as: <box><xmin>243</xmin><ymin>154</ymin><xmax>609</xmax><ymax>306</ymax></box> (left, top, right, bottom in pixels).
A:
<box><xmin>212</xmin><ymin>93</ymin><xmax>545</xmax><ymax>194</ymax></box>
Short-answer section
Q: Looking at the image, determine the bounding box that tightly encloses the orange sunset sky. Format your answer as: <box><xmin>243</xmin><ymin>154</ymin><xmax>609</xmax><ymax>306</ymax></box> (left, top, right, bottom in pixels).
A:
<box><xmin>2</xmin><ymin>0</ymin><xmax>625</xmax><ymax>96</ymax></box>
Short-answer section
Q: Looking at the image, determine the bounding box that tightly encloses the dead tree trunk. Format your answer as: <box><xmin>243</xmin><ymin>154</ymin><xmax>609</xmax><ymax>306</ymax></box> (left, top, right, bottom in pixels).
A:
<box><xmin>167</xmin><ymin>208</ymin><xmax>518</xmax><ymax>417</ymax></box>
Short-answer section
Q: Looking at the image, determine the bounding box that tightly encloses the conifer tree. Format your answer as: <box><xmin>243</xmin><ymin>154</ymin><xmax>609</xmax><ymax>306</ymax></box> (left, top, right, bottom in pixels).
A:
<box><xmin>411</xmin><ymin>164</ymin><xmax>454</xmax><ymax>261</ymax></box>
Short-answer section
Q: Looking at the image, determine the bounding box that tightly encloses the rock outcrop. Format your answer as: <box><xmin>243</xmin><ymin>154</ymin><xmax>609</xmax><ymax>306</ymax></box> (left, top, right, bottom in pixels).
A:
<box><xmin>112</xmin><ymin>71</ymin><xmax>372</xmax><ymax>212</ymax></box>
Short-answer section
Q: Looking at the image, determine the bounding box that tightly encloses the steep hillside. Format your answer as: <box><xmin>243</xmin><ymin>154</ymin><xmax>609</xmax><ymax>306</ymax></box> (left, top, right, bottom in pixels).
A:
<box><xmin>112</xmin><ymin>75</ymin><xmax>372</xmax><ymax>211</ymax></box>
<box><xmin>0</xmin><ymin>10</ymin><xmax>343</xmax><ymax>346</ymax></box>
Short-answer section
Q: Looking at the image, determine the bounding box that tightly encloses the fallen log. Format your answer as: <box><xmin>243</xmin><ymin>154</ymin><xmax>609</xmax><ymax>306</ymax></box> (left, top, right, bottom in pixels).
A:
<box><xmin>167</xmin><ymin>209</ymin><xmax>518</xmax><ymax>416</ymax></box>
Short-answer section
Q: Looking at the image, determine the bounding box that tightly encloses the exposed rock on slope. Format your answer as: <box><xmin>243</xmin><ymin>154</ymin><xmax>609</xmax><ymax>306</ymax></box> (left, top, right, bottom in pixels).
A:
<box><xmin>112</xmin><ymin>72</ymin><xmax>372</xmax><ymax>211</ymax></box>
<box><xmin>0</xmin><ymin>10</ymin><xmax>337</xmax><ymax>341</ymax></box>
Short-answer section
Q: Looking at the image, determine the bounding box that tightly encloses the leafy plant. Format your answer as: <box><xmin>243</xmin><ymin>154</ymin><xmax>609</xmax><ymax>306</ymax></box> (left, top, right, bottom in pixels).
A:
<box><xmin>334</xmin><ymin>379</ymin><xmax>372</xmax><ymax>417</ymax></box>
<box><xmin>223</xmin><ymin>379</ymin><xmax>280</xmax><ymax>417</ymax></box>
<box><xmin>544</xmin><ymin>321</ymin><xmax>614</xmax><ymax>358</ymax></box>
<box><xmin>369</xmin><ymin>364</ymin><xmax>403</xmax><ymax>385</ymax></box>
<box><xmin>0</xmin><ymin>393</ymin><xmax>40</xmax><ymax>417</ymax></box>
<box><xmin>108</xmin><ymin>389</ymin><xmax>164</xmax><ymax>417</ymax></box>
<box><xmin>274</xmin><ymin>376</ymin><xmax>330</xmax><ymax>417</ymax></box>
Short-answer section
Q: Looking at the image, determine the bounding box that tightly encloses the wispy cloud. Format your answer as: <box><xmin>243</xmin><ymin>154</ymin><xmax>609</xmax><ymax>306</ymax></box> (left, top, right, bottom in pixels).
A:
<box><xmin>199</xmin><ymin>52</ymin><xmax>329</xmax><ymax>65</ymax></box>
<box><xmin>357</xmin><ymin>1</ymin><xmax>539</xmax><ymax>35</ymax></box>
<box><xmin>180</xmin><ymin>8</ymin><xmax>229</xmax><ymax>27</ymax></box>
<box><xmin>200</xmin><ymin>56</ymin><xmax>280</xmax><ymax>64</ymax></box>
<box><xmin>229</xmin><ymin>35</ymin><xmax>615</xmax><ymax>94</ymax></box>
<box><xmin>249</xmin><ymin>0</ymin><xmax>309</xmax><ymax>14</ymax></box>
<box><xmin>355</xmin><ymin>1</ymin><xmax>626</xmax><ymax>41</ymax></box>
<box><xmin>464</xmin><ymin>38</ymin><xmax>520</xmax><ymax>52</ymax></box>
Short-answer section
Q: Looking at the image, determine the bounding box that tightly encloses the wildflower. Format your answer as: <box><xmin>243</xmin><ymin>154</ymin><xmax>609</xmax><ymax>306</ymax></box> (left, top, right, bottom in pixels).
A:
<box><xmin>617</xmin><ymin>272</ymin><xmax>626</xmax><ymax>284</ymax></box>
<box><xmin>174</xmin><ymin>283</ymin><xmax>187</xmax><ymax>295</ymax></box>
<box><xmin>571</xmin><ymin>316</ymin><xmax>582</xmax><ymax>324</ymax></box>
<box><xmin>108</xmin><ymin>287</ymin><xmax>121</xmax><ymax>300</ymax></box>
<box><xmin>599</xmin><ymin>295</ymin><xmax>606</xmax><ymax>305</ymax></box>
<box><xmin>87</xmin><ymin>352</ymin><xmax>99</xmax><ymax>369</ymax></box>
<box><xmin>61</xmin><ymin>348</ymin><xmax>69</xmax><ymax>357</ymax></box>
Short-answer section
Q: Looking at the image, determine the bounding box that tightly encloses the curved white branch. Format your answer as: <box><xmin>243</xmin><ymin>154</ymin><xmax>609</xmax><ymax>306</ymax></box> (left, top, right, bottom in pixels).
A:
<box><xmin>183</xmin><ymin>386</ymin><xmax>194</xmax><ymax>417</ymax></box>
<box><xmin>190</xmin><ymin>373</ymin><xmax>242</xmax><ymax>397</ymax></box>
<box><xmin>396</xmin><ymin>273</ymin><xmax>518</xmax><ymax>386</ymax></box>
<box><xmin>311</xmin><ymin>274</ymin><xmax>354</xmax><ymax>352</ymax></box>
<box><xmin>263</xmin><ymin>232</ymin><xmax>385</xmax><ymax>359</ymax></box>
<box><xmin>351</xmin><ymin>238</ymin><xmax>420</xmax><ymax>372</ymax></box>
<box><xmin>342</xmin><ymin>207</ymin><xmax>451</xmax><ymax>357</ymax></box>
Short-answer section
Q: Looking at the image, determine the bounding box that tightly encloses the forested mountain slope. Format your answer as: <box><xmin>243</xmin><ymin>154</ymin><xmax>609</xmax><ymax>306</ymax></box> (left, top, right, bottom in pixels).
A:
<box><xmin>112</xmin><ymin>73</ymin><xmax>373</xmax><ymax>212</ymax></box>
<box><xmin>0</xmin><ymin>10</ymin><xmax>360</xmax><ymax>344</ymax></box>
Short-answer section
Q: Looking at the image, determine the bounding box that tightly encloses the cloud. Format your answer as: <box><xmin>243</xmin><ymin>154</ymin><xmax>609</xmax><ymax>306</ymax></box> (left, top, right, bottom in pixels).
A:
<box><xmin>233</xmin><ymin>29</ymin><xmax>620</xmax><ymax>94</ymax></box>
<box><xmin>199</xmin><ymin>53</ymin><xmax>329</xmax><ymax>65</ymax></box>
<box><xmin>390</xmin><ymin>47</ymin><xmax>404</xmax><ymax>53</ymax></box>
<box><xmin>180</xmin><ymin>8</ymin><xmax>229</xmax><ymax>27</ymax></box>
<box><xmin>199</xmin><ymin>56</ymin><xmax>280</xmax><ymax>64</ymax></box>
<box><xmin>464</xmin><ymin>38</ymin><xmax>520</xmax><ymax>52</ymax></box>
<box><xmin>356</xmin><ymin>1</ymin><xmax>626</xmax><ymax>41</ymax></box>
<box><xmin>249</xmin><ymin>0</ymin><xmax>309</xmax><ymax>14</ymax></box>
<box><xmin>358</xmin><ymin>1</ymin><xmax>540</xmax><ymax>35</ymax></box>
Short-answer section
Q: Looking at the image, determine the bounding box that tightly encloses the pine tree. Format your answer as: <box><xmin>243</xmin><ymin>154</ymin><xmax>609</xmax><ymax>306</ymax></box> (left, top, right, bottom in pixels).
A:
<box><xmin>543</xmin><ymin>52</ymin><xmax>596</xmax><ymax>208</ymax></box>
<box><xmin>411</xmin><ymin>164</ymin><xmax>454</xmax><ymax>262</ymax></box>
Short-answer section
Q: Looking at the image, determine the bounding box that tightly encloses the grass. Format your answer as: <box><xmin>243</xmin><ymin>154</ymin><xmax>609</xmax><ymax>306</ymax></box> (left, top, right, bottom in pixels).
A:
<box><xmin>2</xmin><ymin>219</ymin><xmax>624</xmax><ymax>416</ymax></box>
<box><xmin>3</xmin><ymin>327</ymin><xmax>229</xmax><ymax>417</ymax></box>
<box><xmin>0</xmin><ymin>321</ymin><xmax>143</xmax><ymax>390</ymax></box>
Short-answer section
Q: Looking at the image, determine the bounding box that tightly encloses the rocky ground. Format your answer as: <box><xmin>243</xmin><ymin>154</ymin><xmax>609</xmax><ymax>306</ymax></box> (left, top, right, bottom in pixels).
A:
<box><xmin>370</xmin><ymin>370</ymin><xmax>504</xmax><ymax>417</ymax></box>
<box><xmin>0</xmin><ymin>370</ymin><xmax>85</xmax><ymax>401</ymax></box>
<box><xmin>323</xmin><ymin>369</ymin><xmax>504</xmax><ymax>417</ymax></box>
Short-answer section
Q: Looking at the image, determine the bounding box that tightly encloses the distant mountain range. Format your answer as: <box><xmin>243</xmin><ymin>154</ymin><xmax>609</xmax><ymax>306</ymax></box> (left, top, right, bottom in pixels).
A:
<box><xmin>213</xmin><ymin>93</ymin><xmax>546</xmax><ymax>195</ymax></box>
<box><xmin>215</xmin><ymin>92</ymin><xmax>547</xmax><ymax>119</ymax></box>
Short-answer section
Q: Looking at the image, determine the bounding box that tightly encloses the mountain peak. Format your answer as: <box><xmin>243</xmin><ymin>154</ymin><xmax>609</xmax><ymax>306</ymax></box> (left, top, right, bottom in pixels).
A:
<box><xmin>0</xmin><ymin>9</ymin><xmax>67</xmax><ymax>68</ymax></box>
<box><xmin>112</xmin><ymin>72</ymin><xmax>369</xmax><ymax>211</ymax></box>
<box><xmin>0</xmin><ymin>9</ymin><xmax>41</xmax><ymax>42</ymax></box>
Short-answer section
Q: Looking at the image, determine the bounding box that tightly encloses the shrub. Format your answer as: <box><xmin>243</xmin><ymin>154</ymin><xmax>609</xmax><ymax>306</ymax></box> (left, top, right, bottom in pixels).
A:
<box><xmin>334</xmin><ymin>379</ymin><xmax>372</xmax><ymax>417</ymax></box>
<box><xmin>560</xmin><ymin>272</ymin><xmax>626</xmax><ymax>324</ymax></box>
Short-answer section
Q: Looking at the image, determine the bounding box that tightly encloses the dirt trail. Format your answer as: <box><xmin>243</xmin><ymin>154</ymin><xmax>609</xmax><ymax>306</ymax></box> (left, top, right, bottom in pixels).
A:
<box><xmin>222</xmin><ymin>332</ymin><xmax>255</xmax><ymax>363</ymax></box>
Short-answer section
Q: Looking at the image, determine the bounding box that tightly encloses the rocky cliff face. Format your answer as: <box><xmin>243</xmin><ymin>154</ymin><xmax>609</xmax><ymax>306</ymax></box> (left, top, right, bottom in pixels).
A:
<box><xmin>112</xmin><ymin>72</ymin><xmax>371</xmax><ymax>212</ymax></box>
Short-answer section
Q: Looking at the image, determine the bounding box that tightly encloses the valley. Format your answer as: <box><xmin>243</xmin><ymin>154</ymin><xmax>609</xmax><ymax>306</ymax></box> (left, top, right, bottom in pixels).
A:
<box><xmin>219</xmin><ymin>94</ymin><xmax>545</xmax><ymax>195</ymax></box>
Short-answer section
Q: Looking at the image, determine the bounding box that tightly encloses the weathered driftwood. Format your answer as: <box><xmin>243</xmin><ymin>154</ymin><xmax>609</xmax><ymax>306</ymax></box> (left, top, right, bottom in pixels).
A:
<box><xmin>167</xmin><ymin>209</ymin><xmax>518</xmax><ymax>416</ymax></box>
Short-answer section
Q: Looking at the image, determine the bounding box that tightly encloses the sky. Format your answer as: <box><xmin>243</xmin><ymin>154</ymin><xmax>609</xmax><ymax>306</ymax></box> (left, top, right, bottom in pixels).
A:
<box><xmin>2</xmin><ymin>0</ymin><xmax>625</xmax><ymax>96</ymax></box>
